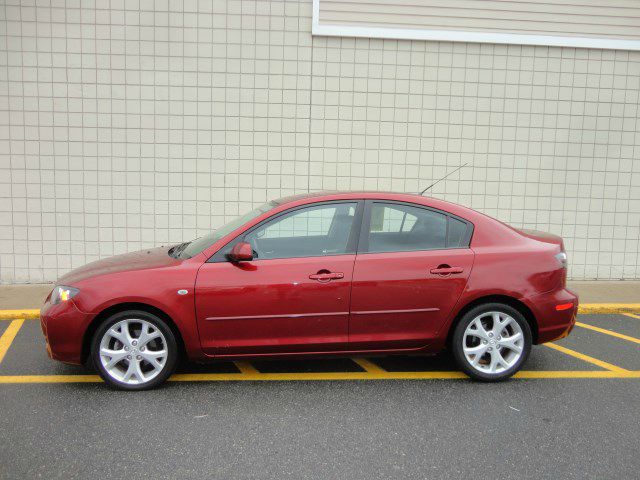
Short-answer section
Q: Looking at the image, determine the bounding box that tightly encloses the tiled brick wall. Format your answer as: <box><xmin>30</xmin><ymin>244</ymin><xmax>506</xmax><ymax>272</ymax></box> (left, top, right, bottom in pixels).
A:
<box><xmin>1</xmin><ymin>0</ymin><xmax>639</xmax><ymax>282</ymax></box>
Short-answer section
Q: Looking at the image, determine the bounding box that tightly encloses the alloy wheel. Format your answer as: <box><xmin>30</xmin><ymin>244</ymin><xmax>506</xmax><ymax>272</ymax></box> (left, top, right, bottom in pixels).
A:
<box><xmin>462</xmin><ymin>311</ymin><xmax>525</xmax><ymax>374</ymax></box>
<box><xmin>98</xmin><ymin>319</ymin><xmax>168</xmax><ymax>385</ymax></box>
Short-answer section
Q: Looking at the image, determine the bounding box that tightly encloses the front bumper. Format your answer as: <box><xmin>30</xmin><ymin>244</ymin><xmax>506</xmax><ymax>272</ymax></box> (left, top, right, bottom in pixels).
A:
<box><xmin>526</xmin><ymin>288</ymin><xmax>578</xmax><ymax>344</ymax></box>
<box><xmin>40</xmin><ymin>299</ymin><xmax>93</xmax><ymax>365</ymax></box>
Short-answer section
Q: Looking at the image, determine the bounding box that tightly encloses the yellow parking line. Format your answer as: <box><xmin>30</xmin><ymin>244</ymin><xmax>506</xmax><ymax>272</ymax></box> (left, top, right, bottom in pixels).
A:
<box><xmin>544</xmin><ymin>342</ymin><xmax>628</xmax><ymax>372</ymax></box>
<box><xmin>512</xmin><ymin>370</ymin><xmax>640</xmax><ymax>379</ymax></box>
<box><xmin>0</xmin><ymin>370</ymin><xmax>639</xmax><ymax>384</ymax></box>
<box><xmin>575</xmin><ymin>322</ymin><xmax>640</xmax><ymax>345</ymax></box>
<box><xmin>622</xmin><ymin>313</ymin><xmax>640</xmax><ymax>320</ymax></box>
<box><xmin>234</xmin><ymin>361</ymin><xmax>260</xmax><ymax>374</ymax></box>
<box><xmin>0</xmin><ymin>319</ymin><xmax>25</xmax><ymax>364</ymax></box>
<box><xmin>0</xmin><ymin>374</ymin><xmax>101</xmax><ymax>383</ymax></box>
<box><xmin>352</xmin><ymin>357</ymin><xmax>387</xmax><ymax>373</ymax></box>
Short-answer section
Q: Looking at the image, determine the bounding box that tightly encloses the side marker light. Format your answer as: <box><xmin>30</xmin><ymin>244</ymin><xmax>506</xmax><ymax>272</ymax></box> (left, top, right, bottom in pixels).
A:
<box><xmin>555</xmin><ymin>303</ymin><xmax>573</xmax><ymax>311</ymax></box>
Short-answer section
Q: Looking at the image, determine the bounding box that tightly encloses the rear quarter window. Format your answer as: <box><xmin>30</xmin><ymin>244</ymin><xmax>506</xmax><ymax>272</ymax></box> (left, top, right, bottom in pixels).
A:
<box><xmin>447</xmin><ymin>217</ymin><xmax>469</xmax><ymax>247</ymax></box>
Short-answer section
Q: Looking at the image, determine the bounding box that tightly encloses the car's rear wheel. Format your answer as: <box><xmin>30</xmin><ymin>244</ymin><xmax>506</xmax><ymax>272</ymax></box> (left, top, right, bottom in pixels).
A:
<box><xmin>91</xmin><ymin>310</ymin><xmax>178</xmax><ymax>390</ymax></box>
<box><xmin>452</xmin><ymin>303</ymin><xmax>532</xmax><ymax>381</ymax></box>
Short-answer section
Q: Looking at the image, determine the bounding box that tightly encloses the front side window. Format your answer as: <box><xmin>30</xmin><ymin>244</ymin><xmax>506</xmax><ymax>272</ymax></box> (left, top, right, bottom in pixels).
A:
<box><xmin>365</xmin><ymin>203</ymin><xmax>450</xmax><ymax>253</ymax></box>
<box><xmin>244</xmin><ymin>202</ymin><xmax>358</xmax><ymax>260</ymax></box>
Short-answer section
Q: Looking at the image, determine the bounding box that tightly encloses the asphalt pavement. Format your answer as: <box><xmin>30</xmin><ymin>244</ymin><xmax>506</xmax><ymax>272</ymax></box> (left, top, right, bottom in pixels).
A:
<box><xmin>0</xmin><ymin>313</ymin><xmax>639</xmax><ymax>479</ymax></box>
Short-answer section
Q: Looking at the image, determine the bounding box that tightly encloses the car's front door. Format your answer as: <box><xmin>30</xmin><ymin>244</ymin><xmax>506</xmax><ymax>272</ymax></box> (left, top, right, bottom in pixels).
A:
<box><xmin>195</xmin><ymin>201</ymin><xmax>363</xmax><ymax>356</ymax></box>
<box><xmin>349</xmin><ymin>201</ymin><xmax>475</xmax><ymax>350</ymax></box>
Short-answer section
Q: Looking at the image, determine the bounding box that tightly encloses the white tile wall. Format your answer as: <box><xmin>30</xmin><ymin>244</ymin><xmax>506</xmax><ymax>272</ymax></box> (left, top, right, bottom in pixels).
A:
<box><xmin>0</xmin><ymin>0</ymin><xmax>639</xmax><ymax>282</ymax></box>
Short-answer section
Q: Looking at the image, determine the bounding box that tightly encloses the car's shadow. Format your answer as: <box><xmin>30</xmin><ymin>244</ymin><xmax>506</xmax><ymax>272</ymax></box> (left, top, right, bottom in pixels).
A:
<box><xmin>174</xmin><ymin>352</ymin><xmax>460</xmax><ymax>374</ymax></box>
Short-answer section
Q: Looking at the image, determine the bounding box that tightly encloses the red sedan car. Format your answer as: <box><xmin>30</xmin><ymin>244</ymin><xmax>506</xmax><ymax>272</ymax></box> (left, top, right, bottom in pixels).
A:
<box><xmin>41</xmin><ymin>191</ymin><xmax>578</xmax><ymax>389</ymax></box>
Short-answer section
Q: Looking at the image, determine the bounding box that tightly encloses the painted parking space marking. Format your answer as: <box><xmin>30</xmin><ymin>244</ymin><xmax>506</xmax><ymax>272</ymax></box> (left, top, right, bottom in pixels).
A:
<box><xmin>0</xmin><ymin>319</ymin><xmax>24</xmax><ymax>364</ymax></box>
<box><xmin>575</xmin><ymin>321</ymin><xmax>640</xmax><ymax>345</ymax></box>
<box><xmin>511</xmin><ymin>370</ymin><xmax>640</xmax><ymax>379</ymax></box>
<box><xmin>0</xmin><ymin>374</ymin><xmax>101</xmax><ymax>383</ymax></box>
<box><xmin>352</xmin><ymin>357</ymin><xmax>387</xmax><ymax>373</ymax></box>
<box><xmin>622</xmin><ymin>313</ymin><xmax>640</xmax><ymax>320</ymax></box>
<box><xmin>1</xmin><ymin>369</ymin><xmax>640</xmax><ymax>384</ymax></box>
<box><xmin>234</xmin><ymin>361</ymin><xmax>260</xmax><ymax>374</ymax></box>
<box><xmin>543</xmin><ymin>342</ymin><xmax>628</xmax><ymax>372</ymax></box>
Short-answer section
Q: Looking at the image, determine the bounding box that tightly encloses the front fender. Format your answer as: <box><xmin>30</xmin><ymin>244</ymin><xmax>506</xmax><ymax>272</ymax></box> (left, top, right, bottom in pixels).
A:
<box><xmin>71</xmin><ymin>262</ymin><xmax>204</xmax><ymax>361</ymax></box>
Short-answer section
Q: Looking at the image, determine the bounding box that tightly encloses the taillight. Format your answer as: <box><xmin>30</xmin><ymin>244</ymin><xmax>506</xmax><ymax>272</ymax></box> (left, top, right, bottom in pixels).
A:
<box><xmin>555</xmin><ymin>251</ymin><xmax>567</xmax><ymax>268</ymax></box>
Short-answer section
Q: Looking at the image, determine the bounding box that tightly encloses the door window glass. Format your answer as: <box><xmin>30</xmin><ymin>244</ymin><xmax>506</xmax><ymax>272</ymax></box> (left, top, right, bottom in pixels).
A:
<box><xmin>245</xmin><ymin>203</ymin><xmax>357</xmax><ymax>259</ymax></box>
<box><xmin>370</xmin><ymin>205</ymin><xmax>417</xmax><ymax>232</ymax></box>
<box><xmin>366</xmin><ymin>203</ymin><xmax>447</xmax><ymax>253</ymax></box>
<box><xmin>447</xmin><ymin>217</ymin><xmax>468</xmax><ymax>247</ymax></box>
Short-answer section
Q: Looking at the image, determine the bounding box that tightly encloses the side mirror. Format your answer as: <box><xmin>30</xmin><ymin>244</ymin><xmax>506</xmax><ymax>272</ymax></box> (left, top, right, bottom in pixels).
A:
<box><xmin>228</xmin><ymin>242</ymin><xmax>253</xmax><ymax>262</ymax></box>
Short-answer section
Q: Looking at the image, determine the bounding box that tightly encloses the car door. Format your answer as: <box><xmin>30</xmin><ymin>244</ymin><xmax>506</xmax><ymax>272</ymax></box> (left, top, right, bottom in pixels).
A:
<box><xmin>349</xmin><ymin>200</ymin><xmax>475</xmax><ymax>350</ymax></box>
<box><xmin>195</xmin><ymin>201</ymin><xmax>363</xmax><ymax>356</ymax></box>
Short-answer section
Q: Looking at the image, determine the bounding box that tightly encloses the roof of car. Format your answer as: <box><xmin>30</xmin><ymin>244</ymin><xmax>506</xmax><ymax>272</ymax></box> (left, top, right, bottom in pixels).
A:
<box><xmin>273</xmin><ymin>190</ymin><xmax>427</xmax><ymax>204</ymax></box>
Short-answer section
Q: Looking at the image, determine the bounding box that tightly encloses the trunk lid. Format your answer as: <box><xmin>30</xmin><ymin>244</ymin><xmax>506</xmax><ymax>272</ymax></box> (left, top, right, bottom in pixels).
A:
<box><xmin>515</xmin><ymin>228</ymin><xmax>567</xmax><ymax>287</ymax></box>
<box><xmin>514</xmin><ymin>228</ymin><xmax>564</xmax><ymax>250</ymax></box>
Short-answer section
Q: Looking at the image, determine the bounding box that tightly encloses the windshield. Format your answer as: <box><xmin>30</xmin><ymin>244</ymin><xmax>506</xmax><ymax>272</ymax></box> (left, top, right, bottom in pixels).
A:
<box><xmin>172</xmin><ymin>201</ymin><xmax>277</xmax><ymax>259</ymax></box>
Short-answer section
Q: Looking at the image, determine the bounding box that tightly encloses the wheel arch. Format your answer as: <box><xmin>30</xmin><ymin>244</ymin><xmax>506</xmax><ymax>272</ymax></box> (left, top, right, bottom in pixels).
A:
<box><xmin>81</xmin><ymin>302</ymin><xmax>186</xmax><ymax>364</ymax></box>
<box><xmin>446</xmin><ymin>294</ymin><xmax>538</xmax><ymax>347</ymax></box>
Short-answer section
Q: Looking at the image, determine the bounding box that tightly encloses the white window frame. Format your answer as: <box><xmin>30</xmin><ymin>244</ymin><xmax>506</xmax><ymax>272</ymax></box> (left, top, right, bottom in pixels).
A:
<box><xmin>312</xmin><ymin>0</ymin><xmax>640</xmax><ymax>51</ymax></box>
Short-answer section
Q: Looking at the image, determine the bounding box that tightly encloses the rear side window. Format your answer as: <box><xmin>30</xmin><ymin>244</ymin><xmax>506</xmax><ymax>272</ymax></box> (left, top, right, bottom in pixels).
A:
<box><xmin>363</xmin><ymin>202</ymin><xmax>470</xmax><ymax>253</ymax></box>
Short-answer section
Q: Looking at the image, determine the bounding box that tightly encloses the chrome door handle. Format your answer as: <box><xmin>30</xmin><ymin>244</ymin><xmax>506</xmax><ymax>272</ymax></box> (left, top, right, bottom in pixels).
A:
<box><xmin>430</xmin><ymin>265</ymin><xmax>464</xmax><ymax>276</ymax></box>
<box><xmin>309</xmin><ymin>272</ymin><xmax>344</xmax><ymax>282</ymax></box>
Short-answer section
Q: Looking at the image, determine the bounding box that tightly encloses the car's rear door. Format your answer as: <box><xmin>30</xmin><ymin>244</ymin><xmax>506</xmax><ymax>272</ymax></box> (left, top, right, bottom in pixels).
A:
<box><xmin>349</xmin><ymin>200</ymin><xmax>474</xmax><ymax>350</ymax></box>
<box><xmin>195</xmin><ymin>201</ymin><xmax>363</xmax><ymax>356</ymax></box>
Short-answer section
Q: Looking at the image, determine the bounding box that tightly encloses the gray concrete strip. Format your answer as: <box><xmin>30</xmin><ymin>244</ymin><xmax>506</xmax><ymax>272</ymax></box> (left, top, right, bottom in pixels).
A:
<box><xmin>0</xmin><ymin>284</ymin><xmax>52</xmax><ymax>309</ymax></box>
<box><xmin>568</xmin><ymin>280</ymin><xmax>640</xmax><ymax>303</ymax></box>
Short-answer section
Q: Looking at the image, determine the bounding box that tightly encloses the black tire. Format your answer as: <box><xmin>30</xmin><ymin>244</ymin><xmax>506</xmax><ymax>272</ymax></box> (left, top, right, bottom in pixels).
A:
<box><xmin>452</xmin><ymin>303</ymin><xmax>532</xmax><ymax>382</ymax></box>
<box><xmin>91</xmin><ymin>310</ymin><xmax>178</xmax><ymax>391</ymax></box>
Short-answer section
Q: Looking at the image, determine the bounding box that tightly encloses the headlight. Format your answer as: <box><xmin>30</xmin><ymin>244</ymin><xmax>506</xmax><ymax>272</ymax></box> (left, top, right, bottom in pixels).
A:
<box><xmin>51</xmin><ymin>286</ymin><xmax>80</xmax><ymax>304</ymax></box>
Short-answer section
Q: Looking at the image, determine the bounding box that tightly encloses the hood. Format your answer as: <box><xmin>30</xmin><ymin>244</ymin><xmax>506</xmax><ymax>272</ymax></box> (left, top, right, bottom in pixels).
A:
<box><xmin>57</xmin><ymin>246</ymin><xmax>179</xmax><ymax>285</ymax></box>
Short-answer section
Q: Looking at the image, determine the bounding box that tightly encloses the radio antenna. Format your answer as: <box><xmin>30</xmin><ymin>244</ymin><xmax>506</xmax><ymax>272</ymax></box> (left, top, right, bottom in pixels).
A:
<box><xmin>419</xmin><ymin>163</ymin><xmax>469</xmax><ymax>195</ymax></box>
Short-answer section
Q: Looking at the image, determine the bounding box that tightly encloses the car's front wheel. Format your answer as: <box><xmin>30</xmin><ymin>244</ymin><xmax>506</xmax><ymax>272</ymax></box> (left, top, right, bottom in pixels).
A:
<box><xmin>452</xmin><ymin>303</ymin><xmax>532</xmax><ymax>381</ymax></box>
<box><xmin>91</xmin><ymin>310</ymin><xmax>178</xmax><ymax>390</ymax></box>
